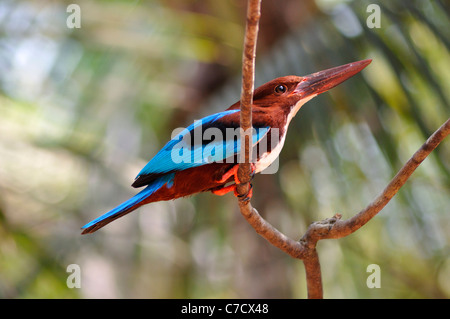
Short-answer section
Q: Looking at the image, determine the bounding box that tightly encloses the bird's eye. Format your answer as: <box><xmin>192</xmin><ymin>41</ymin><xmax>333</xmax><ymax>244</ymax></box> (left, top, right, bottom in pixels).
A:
<box><xmin>274</xmin><ymin>84</ymin><xmax>287</xmax><ymax>94</ymax></box>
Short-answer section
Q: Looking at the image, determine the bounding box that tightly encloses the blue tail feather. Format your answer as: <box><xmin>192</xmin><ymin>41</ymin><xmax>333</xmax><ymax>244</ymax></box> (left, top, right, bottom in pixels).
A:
<box><xmin>82</xmin><ymin>173</ymin><xmax>175</xmax><ymax>234</ymax></box>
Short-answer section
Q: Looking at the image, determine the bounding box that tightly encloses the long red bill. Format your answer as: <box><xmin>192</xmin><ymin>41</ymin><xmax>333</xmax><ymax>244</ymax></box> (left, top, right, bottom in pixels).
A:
<box><xmin>294</xmin><ymin>59</ymin><xmax>372</xmax><ymax>98</ymax></box>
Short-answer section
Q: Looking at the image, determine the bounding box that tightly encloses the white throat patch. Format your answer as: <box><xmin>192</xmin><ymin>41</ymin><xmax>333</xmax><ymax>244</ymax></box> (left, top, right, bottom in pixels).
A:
<box><xmin>286</xmin><ymin>94</ymin><xmax>317</xmax><ymax>126</ymax></box>
<box><xmin>255</xmin><ymin>94</ymin><xmax>318</xmax><ymax>173</ymax></box>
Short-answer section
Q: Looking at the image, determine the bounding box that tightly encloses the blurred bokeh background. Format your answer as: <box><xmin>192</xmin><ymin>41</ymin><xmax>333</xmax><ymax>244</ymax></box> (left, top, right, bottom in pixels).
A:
<box><xmin>0</xmin><ymin>0</ymin><xmax>448</xmax><ymax>298</ymax></box>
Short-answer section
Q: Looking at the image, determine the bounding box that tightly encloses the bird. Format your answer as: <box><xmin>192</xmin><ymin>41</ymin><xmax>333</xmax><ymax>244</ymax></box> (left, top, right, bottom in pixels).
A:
<box><xmin>81</xmin><ymin>59</ymin><xmax>372</xmax><ymax>234</ymax></box>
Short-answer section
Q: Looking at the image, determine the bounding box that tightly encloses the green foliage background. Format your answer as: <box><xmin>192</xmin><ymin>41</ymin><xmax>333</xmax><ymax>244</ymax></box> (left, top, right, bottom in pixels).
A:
<box><xmin>0</xmin><ymin>0</ymin><xmax>448</xmax><ymax>298</ymax></box>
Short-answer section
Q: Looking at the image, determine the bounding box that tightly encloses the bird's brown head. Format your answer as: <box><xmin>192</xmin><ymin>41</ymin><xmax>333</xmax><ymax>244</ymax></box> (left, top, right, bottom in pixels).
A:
<box><xmin>247</xmin><ymin>59</ymin><xmax>372</xmax><ymax>125</ymax></box>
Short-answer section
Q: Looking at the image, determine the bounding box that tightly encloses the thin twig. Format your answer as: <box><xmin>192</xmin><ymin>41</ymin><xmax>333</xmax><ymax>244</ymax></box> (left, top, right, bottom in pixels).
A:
<box><xmin>303</xmin><ymin>116</ymin><xmax>450</xmax><ymax>244</ymax></box>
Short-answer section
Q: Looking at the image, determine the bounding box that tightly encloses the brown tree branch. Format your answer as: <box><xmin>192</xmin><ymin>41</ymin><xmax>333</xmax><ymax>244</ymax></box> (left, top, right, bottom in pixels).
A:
<box><xmin>237</xmin><ymin>0</ymin><xmax>261</xmax><ymax>197</ymax></box>
<box><xmin>237</xmin><ymin>0</ymin><xmax>450</xmax><ymax>300</ymax></box>
<box><xmin>301</xmin><ymin>116</ymin><xmax>450</xmax><ymax>244</ymax></box>
<box><xmin>302</xmin><ymin>248</ymin><xmax>323</xmax><ymax>299</ymax></box>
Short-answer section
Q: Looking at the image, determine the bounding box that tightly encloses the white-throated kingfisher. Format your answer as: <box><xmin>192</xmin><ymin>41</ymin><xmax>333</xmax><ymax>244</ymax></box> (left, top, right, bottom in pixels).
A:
<box><xmin>82</xmin><ymin>59</ymin><xmax>371</xmax><ymax>234</ymax></box>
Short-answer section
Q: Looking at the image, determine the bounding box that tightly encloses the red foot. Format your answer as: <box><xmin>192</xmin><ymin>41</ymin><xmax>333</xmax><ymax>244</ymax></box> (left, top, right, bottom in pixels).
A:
<box><xmin>211</xmin><ymin>184</ymin><xmax>236</xmax><ymax>196</ymax></box>
<box><xmin>211</xmin><ymin>184</ymin><xmax>253</xmax><ymax>200</ymax></box>
<box><xmin>217</xmin><ymin>164</ymin><xmax>256</xmax><ymax>184</ymax></box>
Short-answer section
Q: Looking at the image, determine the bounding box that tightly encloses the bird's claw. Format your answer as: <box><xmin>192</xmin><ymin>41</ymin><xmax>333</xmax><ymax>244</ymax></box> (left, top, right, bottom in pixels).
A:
<box><xmin>235</xmin><ymin>183</ymin><xmax>253</xmax><ymax>202</ymax></box>
<box><xmin>213</xmin><ymin>164</ymin><xmax>255</xmax><ymax>199</ymax></box>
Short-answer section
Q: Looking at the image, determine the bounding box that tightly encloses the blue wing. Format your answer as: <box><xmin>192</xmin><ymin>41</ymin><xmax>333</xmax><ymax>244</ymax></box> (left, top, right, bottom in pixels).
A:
<box><xmin>134</xmin><ymin>109</ymin><xmax>269</xmax><ymax>184</ymax></box>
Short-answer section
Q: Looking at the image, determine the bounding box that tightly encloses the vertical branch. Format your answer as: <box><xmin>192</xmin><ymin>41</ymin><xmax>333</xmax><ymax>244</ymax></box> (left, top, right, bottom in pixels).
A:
<box><xmin>237</xmin><ymin>0</ymin><xmax>261</xmax><ymax>195</ymax></box>
<box><xmin>302</xmin><ymin>251</ymin><xmax>323</xmax><ymax>299</ymax></box>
